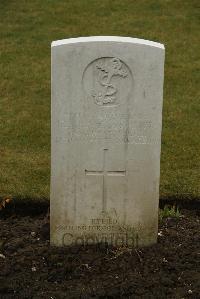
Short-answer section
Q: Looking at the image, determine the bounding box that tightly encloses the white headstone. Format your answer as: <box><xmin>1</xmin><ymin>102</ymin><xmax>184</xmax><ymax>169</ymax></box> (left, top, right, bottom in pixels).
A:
<box><xmin>51</xmin><ymin>36</ymin><xmax>165</xmax><ymax>247</ymax></box>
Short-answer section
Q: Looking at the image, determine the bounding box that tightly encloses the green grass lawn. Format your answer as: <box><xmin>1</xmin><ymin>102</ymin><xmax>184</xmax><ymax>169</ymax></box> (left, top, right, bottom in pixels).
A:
<box><xmin>0</xmin><ymin>0</ymin><xmax>199</xmax><ymax>201</ymax></box>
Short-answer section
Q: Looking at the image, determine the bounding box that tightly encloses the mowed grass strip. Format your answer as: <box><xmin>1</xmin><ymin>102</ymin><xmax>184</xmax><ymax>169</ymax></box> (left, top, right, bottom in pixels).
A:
<box><xmin>0</xmin><ymin>0</ymin><xmax>199</xmax><ymax>200</ymax></box>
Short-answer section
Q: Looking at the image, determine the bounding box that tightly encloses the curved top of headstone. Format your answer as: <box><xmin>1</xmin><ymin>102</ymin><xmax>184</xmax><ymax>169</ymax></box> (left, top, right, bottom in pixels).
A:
<box><xmin>51</xmin><ymin>36</ymin><xmax>164</xmax><ymax>49</ymax></box>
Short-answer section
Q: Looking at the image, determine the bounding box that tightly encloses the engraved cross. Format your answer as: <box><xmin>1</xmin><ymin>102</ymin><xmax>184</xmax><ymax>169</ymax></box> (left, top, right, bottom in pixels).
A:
<box><xmin>85</xmin><ymin>149</ymin><xmax>126</xmax><ymax>213</ymax></box>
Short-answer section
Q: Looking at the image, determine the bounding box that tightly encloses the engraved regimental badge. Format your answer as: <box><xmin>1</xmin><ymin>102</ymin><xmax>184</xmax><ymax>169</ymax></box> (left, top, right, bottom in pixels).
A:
<box><xmin>83</xmin><ymin>57</ymin><xmax>132</xmax><ymax>107</ymax></box>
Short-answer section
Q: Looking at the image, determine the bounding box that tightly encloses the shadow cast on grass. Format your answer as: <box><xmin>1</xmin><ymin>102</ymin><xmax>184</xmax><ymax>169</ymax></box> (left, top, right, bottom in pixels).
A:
<box><xmin>0</xmin><ymin>196</ymin><xmax>200</xmax><ymax>217</ymax></box>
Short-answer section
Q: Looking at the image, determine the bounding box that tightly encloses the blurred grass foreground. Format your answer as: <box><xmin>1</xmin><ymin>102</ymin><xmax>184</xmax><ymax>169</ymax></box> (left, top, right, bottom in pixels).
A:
<box><xmin>0</xmin><ymin>0</ymin><xmax>199</xmax><ymax>201</ymax></box>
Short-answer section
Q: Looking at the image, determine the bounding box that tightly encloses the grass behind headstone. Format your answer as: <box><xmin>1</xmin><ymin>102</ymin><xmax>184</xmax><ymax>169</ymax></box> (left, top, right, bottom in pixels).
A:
<box><xmin>0</xmin><ymin>0</ymin><xmax>199</xmax><ymax>200</ymax></box>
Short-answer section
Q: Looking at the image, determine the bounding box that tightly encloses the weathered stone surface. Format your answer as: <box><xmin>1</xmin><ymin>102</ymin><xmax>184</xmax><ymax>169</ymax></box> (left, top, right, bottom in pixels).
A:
<box><xmin>51</xmin><ymin>36</ymin><xmax>165</xmax><ymax>247</ymax></box>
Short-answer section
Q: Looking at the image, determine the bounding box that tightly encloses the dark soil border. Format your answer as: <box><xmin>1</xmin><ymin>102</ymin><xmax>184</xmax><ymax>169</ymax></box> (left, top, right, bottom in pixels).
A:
<box><xmin>0</xmin><ymin>207</ymin><xmax>199</xmax><ymax>298</ymax></box>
